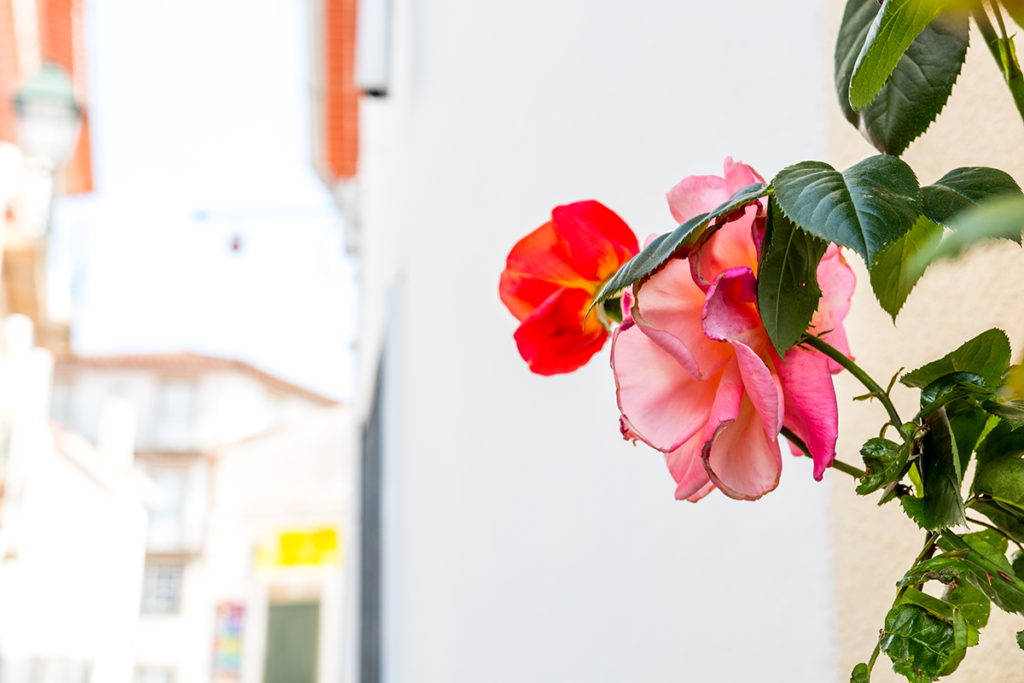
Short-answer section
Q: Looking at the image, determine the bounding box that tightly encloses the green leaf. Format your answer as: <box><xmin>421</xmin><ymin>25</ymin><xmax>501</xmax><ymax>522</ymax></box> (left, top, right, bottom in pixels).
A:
<box><xmin>591</xmin><ymin>183</ymin><xmax>768</xmax><ymax>309</ymax></box>
<box><xmin>918</xmin><ymin>372</ymin><xmax>989</xmax><ymax>418</ymax></box>
<box><xmin>944</xmin><ymin>580</ymin><xmax>991</xmax><ymax>630</ymax></box>
<box><xmin>902</xmin><ymin>408</ymin><xmax>967</xmax><ymax>530</ymax></box>
<box><xmin>772</xmin><ymin>156</ymin><xmax>921</xmax><ymax>266</ymax></box>
<box><xmin>922</xmin><ymin>167</ymin><xmax>1024</xmax><ymax>230</ymax></box>
<box><xmin>1004</xmin><ymin>0</ymin><xmax>1024</xmax><ymax>32</ymax></box>
<box><xmin>982</xmin><ymin>398</ymin><xmax>1024</xmax><ymax>426</ymax></box>
<box><xmin>756</xmin><ymin>199</ymin><xmax>828</xmax><ymax>354</ymax></box>
<box><xmin>850</xmin><ymin>0</ymin><xmax>946</xmax><ymax>110</ymax></box>
<box><xmin>908</xmin><ymin>195</ymin><xmax>1024</xmax><ymax>274</ymax></box>
<box><xmin>835</xmin><ymin>1</ymin><xmax>969</xmax><ymax>156</ymax></box>
<box><xmin>870</xmin><ymin>216</ymin><xmax>942</xmax><ymax>321</ymax></box>
<box><xmin>859</xmin><ymin>437</ymin><xmax>911</xmax><ymax>495</ymax></box>
<box><xmin>901</xmin><ymin>329</ymin><xmax>1012</xmax><ymax>389</ymax></box>
<box><xmin>1018</xmin><ymin>630</ymin><xmax>1024</xmax><ymax>651</ymax></box>
<box><xmin>975</xmin><ymin>419</ymin><xmax>1024</xmax><ymax>468</ymax></box>
<box><xmin>973</xmin><ymin>455</ymin><xmax>1024</xmax><ymax>513</ymax></box>
<box><xmin>968</xmin><ymin>499</ymin><xmax>1024</xmax><ymax>545</ymax></box>
<box><xmin>941</xmin><ymin>530</ymin><xmax>1024</xmax><ymax>616</ymax></box>
<box><xmin>881</xmin><ymin>601</ymin><xmax>961</xmax><ymax>682</ymax></box>
<box><xmin>851</xmin><ymin>662</ymin><xmax>871</xmax><ymax>683</ymax></box>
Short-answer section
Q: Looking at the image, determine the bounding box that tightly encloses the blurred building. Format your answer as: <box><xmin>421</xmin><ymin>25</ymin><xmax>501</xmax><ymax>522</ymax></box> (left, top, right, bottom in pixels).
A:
<box><xmin>0</xmin><ymin>315</ymin><xmax>150</xmax><ymax>683</ymax></box>
<box><xmin>0</xmin><ymin>0</ymin><xmax>94</xmax><ymax>356</ymax></box>
<box><xmin>207</xmin><ymin>406</ymin><xmax>357</xmax><ymax>683</ymax></box>
<box><xmin>50</xmin><ymin>353</ymin><xmax>342</xmax><ymax>683</ymax></box>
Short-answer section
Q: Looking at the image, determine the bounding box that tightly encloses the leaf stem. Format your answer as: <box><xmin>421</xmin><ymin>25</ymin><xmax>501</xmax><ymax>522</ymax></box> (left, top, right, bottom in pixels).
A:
<box><xmin>802</xmin><ymin>335</ymin><xmax>905</xmax><ymax>438</ymax></box>
<box><xmin>974</xmin><ymin>1</ymin><xmax>1024</xmax><ymax>123</ymax></box>
<box><xmin>781</xmin><ymin>426</ymin><xmax>866</xmax><ymax>479</ymax></box>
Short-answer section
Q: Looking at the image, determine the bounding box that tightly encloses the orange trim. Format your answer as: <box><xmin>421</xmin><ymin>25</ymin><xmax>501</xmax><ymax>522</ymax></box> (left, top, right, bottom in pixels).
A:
<box><xmin>0</xmin><ymin>0</ymin><xmax>18</xmax><ymax>143</ymax></box>
<box><xmin>323</xmin><ymin>0</ymin><xmax>359</xmax><ymax>179</ymax></box>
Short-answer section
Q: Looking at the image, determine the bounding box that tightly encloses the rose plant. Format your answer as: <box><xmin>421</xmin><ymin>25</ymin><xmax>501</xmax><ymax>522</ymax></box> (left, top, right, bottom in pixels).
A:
<box><xmin>499</xmin><ymin>1</ymin><xmax>1024</xmax><ymax>681</ymax></box>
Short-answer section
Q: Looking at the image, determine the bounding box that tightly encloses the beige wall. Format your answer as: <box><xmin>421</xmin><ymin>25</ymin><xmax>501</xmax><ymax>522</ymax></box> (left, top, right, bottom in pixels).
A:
<box><xmin>827</xmin><ymin>4</ymin><xmax>1024</xmax><ymax>680</ymax></box>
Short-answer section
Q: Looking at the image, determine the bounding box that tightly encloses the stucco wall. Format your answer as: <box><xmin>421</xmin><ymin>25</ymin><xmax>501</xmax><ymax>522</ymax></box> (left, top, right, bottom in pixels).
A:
<box><xmin>826</xmin><ymin>3</ymin><xmax>1024</xmax><ymax>680</ymax></box>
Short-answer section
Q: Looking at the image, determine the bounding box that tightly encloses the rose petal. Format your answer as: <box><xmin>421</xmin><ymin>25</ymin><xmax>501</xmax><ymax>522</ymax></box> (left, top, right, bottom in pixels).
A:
<box><xmin>701</xmin><ymin>266</ymin><xmax>762</xmax><ymax>349</ymax></box>
<box><xmin>690</xmin><ymin>211</ymin><xmax>760</xmax><ymax>290</ymax></box>
<box><xmin>503</xmin><ymin>220</ymin><xmax>593</xmax><ymax>292</ymax></box>
<box><xmin>632</xmin><ymin>259</ymin><xmax>731</xmax><ymax>381</ymax></box>
<box><xmin>775</xmin><ymin>345</ymin><xmax>839</xmax><ymax>480</ymax></box>
<box><xmin>731</xmin><ymin>341</ymin><xmax>784</xmax><ymax>439</ymax></box>
<box><xmin>663</xmin><ymin>432</ymin><xmax>713</xmax><ymax>501</ymax></box>
<box><xmin>701</xmin><ymin>396</ymin><xmax>783</xmax><ymax>501</ymax></box>
<box><xmin>612</xmin><ymin>321</ymin><xmax>721</xmax><ymax>452</ymax></box>
<box><xmin>499</xmin><ymin>270</ymin><xmax>562</xmax><ymax>322</ymax></box>
<box><xmin>810</xmin><ymin>244</ymin><xmax>856</xmax><ymax>373</ymax></box>
<box><xmin>514</xmin><ymin>288</ymin><xmax>607</xmax><ymax>375</ymax></box>
<box><xmin>666</xmin><ymin>175</ymin><xmax>732</xmax><ymax>224</ymax></box>
<box><xmin>723</xmin><ymin>157</ymin><xmax>766</xmax><ymax>194</ymax></box>
<box><xmin>552</xmin><ymin>201</ymin><xmax>639</xmax><ymax>282</ymax></box>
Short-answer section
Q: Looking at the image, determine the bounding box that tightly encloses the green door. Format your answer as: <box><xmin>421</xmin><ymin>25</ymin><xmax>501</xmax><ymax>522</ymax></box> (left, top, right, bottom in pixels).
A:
<box><xmin>263</xmin><ymin>601</ymin><xmax>320</xmax><ymax>683</ymax></box>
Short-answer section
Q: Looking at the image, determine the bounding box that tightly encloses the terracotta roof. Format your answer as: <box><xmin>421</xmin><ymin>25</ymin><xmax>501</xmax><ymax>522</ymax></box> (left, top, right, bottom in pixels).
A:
<box><xmin>54</xmin><ymin>352</ymin><xmax>339</xmax><ymax>406</ymax></box>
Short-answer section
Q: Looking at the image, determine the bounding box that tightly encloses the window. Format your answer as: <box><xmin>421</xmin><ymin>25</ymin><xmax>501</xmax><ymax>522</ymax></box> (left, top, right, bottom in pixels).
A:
<box><xmin>141</xmin><ymin>562</ymin><xmax>184</xmax><ymax>614</ymax></box>
<box><xmin>135</xmin><ymin>666</ymin><xmax>175</xmax><ymax>683</ymax></box>
<box><xmin>50</xmin><ymin>380</ymin><xmax>72</xmax><ymax>427</ymax></box>
<box><xmin>156</xmin><ymin>381</ymin><xmax>195</xmax><ymax>450</ymax></box>
<box><xmin>145</xmin><ymin>467</ymin><xmax>186</xmax><ymax>550</ymax></box>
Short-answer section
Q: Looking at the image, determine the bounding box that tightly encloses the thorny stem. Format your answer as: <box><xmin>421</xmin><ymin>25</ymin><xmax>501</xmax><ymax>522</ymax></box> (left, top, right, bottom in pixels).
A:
<box><xmin>858</xmin><ymin>532</ymin><xmax>939</xmax><ymax>681</ymax></box>
<box><xmin>781</xmin><ymin>426</ymin><xmax>866</xmax><ymax>479</ymax></box>
<box><xmin>974</xmin><ymin>1</ymin><xmax>1024</xmax><ymax>124</ymax></box>
<box><xmin>803</xmin><ymin>335</ymin><xmax>905</xmax><ymax>439</ymax></box>
<box><xmin>895</xmin><ymin>531</ymin><xmax>941</xmax><ymax>603</ymax></box>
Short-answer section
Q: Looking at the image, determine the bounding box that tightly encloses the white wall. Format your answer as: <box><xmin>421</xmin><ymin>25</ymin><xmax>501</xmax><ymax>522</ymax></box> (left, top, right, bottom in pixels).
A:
<box><xmin>357</xmin><ymin>2</ymin><xmax>837</xmax><ymax>682</ymax></box>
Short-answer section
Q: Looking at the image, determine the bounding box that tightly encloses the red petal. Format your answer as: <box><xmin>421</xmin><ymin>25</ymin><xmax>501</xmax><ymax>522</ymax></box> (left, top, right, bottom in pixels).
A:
<box><xmin>551</xmin><ymin>201</ymin><xmax>639</xmax><ymax>283</ymax></box>
<box><xmin>513</xmin><ymin>288</ymin><xmax>608</xmax><ymax>375</ymax></box>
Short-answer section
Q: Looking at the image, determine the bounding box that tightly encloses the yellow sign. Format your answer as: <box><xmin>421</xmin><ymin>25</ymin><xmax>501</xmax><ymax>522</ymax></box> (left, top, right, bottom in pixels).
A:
<box><xmin>257</xmin><ymin>528</ymin><xmax>341</xmax><ymax>567</ymax></box>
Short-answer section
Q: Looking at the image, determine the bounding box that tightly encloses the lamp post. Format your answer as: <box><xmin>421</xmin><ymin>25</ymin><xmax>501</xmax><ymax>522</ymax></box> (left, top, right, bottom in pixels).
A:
<box><xmin>12</xmin><ymin>63</ymin><xmax>82</xmax><ymax>237</ymax></box>
<box><xmin>14</xmin><ymin>63</ymin><xmax>82</xmax><ymax>170</ymax></box>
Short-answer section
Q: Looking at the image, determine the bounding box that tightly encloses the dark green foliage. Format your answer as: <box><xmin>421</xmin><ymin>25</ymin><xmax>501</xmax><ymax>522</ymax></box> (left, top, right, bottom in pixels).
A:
<box><xmin>870</xmin><ymin>216</ymin><xmax>942</xmax><ymax>321</ymax></box>
<box><xmin>902</xmin><ymin>409</ymin><xmax>967</xmax><ymax>530</ymax></box>
<box><xmin>901</xmin><ymin>329</ymin><xmax>1012</xmax><ymax>390</ymax></box>
<box><xmin>836</xmin><ymin>0</ymin><xmax>969</xmax><ymax>156</ymax></box>
<box><xmin>772</xmin><ymin>155</ymin><xmax>920</xmax><ymax>266</ymax></box>
<box><xmin>756</xmin><ymin>198</ymin><xmax>828</xmax><ymax>354</ymax></box>
<box><xmin>922</xmin><ymin>167</ymin><xmax>1024</xmax><ymax>231</ymax></box>
<box><xmin>858</xmin><ymin>437</ymin><xmax>910</xmax><ymax>495</ymax></box>
<box><xmin>849</xmin><ymin>0</ymin><xmax>946</xmax><ymax>110</ymax></box>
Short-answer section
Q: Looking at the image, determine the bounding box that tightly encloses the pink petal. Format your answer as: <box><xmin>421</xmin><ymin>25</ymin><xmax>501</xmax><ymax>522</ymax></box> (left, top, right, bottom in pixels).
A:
<box><xmin>632</xmin><ymin>259</ymin><xmax>731</xmax><ymax>380</ymax></box>
<box><xmin>731</xmin><ymin>341</ymin><xmax>784</xmax><ymax>439</ymax></box>
<box><xmin>690</xmin><ymin>212</ymin><xmax>760</xmax><ymax>291</ymax></box>
<box><xmin>611</xmin><ymin>320</ymin><xmax>721</xmax><ymax>452</ymax></box>
<box><xmin>699</xmin><ymin>357</ymin><xmax>744</xmax><ymax>443</ymax></box>
<box><xmin>701</xmin><ymin>396</ymin><xmax>783</xmax><ymax>501</ymax></box>
<box><xmin>810</xmin><ymin>245</ymin><xmax>856</xmax><ymax>373</ymax></box>
<box><xmin>701</xmin><ymin>266</ymin><xmax>762</xmax><ymax>349</ymax></box>
<box><xmin>775</xmin><ymin>345</ymin><xmax>839</xmax><ymax>480</ymax></box>
<box><xmin>723</xmin><ymin>157</ymin><xmax>766</xmax><ymax>194</ymax></box>
<box><xmin>685</xmin><ymin>480</ymin><xmax>717</xmax><ymax>502</ymax></box>
<box><xmin>666</xmin><ymin>175</ymin><xmax>731</xmax><ymax>224</ymax></box>
<box><xmin>663</xmin><ymin>432</ymin><xmax>713</xmax><ymax>501</ymax></box>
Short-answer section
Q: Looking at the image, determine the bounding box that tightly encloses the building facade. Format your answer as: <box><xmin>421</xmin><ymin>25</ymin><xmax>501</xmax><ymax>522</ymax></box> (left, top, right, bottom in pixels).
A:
<box><xmin>51</xmin><ymin>353</ymin><xmax>341</xmax><ymax>683</ymax></box>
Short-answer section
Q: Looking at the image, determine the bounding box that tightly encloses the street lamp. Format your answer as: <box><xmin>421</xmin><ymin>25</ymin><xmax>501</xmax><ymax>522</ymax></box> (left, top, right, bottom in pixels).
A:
<box><xmin>10</xmin><ymin>63</ymin><xmax>82</xmax><ymax>238</ymax></box>
<box><xmin>13</xmin><ymin>63</ymin><xmax>82</xmax><ymax>170</ymax></box>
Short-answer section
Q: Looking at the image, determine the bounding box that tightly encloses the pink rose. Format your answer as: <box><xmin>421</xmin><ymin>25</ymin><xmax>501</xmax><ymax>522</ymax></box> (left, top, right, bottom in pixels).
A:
<box><xmin>611</xmin><ymin>158</ymin><xmax>855</xmax><ymax>501</ymax></box>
